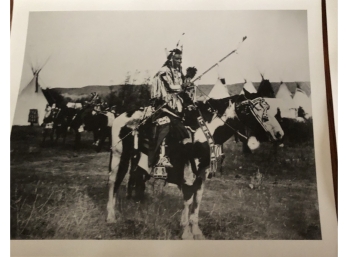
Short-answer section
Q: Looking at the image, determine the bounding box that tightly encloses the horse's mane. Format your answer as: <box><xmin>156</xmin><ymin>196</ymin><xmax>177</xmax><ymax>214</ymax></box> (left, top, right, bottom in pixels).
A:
<box><xmin>203</xmin><ymin>94</ymin><xmax>247</xmax><ymax>117</ymax></box>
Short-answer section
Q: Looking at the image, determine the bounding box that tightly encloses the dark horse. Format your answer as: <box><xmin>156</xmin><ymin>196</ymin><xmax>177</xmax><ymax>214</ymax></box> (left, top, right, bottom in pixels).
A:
<box><xmin>69</xmin><ymin>105</ymin><xmax>116</xmax><ymax>151</ymax></box>
<box><xmin>106</xmin><ymin>90</ymin><xmax>284</xmax><ymax>240</ymax></box>
<box><xmin>42</xmin><ymin>107</ymin><xmax>77</xmax><ymax>145</ymax></box>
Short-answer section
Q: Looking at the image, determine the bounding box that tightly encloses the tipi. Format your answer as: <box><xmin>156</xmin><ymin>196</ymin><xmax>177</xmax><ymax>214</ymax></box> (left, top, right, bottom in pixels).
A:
<box><xmin>208</xmin><ymin>76</ymin><xmax>230</xmax><ymax>99</ymax></box>
<box><xmin>257</xmin><ymin>74</ymin><xmax>275</xmax><ymax>98</ymax></box>
<box><xmin>240</xmin><ymin>79</ymin><xmax>257</xmax><ymax>94</ymax></box>
<box><xmin>275</xmin><ymin>82</ymin><xmax>297</xmax><ymax>119</ymax></box>
<box><xmin>293</xmin><ymin>84</ymin><xmax>312</xmax><ymax>117</ymax></box>
<box><xmin>12</xmin><ymin>67</ymin><xmax>49</xmax><ymax>126</ymax></box>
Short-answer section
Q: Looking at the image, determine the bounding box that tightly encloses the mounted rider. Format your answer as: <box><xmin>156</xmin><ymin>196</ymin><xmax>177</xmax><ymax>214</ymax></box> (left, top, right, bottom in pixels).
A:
<box><xmin>148</xmin><ymin>47</ymin><xmax>197</xmax><ymax>173</ymax></box>
<box><xmin>42</xmin><ymin>102</ymin><xmax>60</xmax><ymax>127</ymax></box>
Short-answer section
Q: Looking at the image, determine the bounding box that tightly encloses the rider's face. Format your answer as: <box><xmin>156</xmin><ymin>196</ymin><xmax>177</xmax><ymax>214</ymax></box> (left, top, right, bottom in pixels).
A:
<box><xmin>172</xmin><ymin>54</ymin><xmax>182</xmax><ymax>69</ymax></box>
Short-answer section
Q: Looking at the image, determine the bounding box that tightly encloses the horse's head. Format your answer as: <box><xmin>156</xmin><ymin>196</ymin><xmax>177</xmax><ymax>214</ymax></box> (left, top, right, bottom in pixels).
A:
<box><xmin>238</xmin><ymin>90</ymin><xmax>284</xmax><ymax>142</ymax></box>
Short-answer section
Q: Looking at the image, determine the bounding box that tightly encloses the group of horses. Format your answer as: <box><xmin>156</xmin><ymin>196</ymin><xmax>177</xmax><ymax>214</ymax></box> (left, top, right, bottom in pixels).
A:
<box><xmin>42</xmin><ymin>79</ymin><xmax>290</xmax><ymax>240</ymax></box>
<box><xmin>42</xmin><ymin>104</ymin><xmax>117</xmax><ymax>152</ymax></box>
<box><xmin>106</xmin><ymin>83</ymin><xmax>285</xmax><ymax>240</ymax></box>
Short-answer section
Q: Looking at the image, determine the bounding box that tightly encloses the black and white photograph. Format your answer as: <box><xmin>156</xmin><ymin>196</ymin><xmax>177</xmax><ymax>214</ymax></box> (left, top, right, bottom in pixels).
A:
<box><xmin>10</xmin><ymin>2</ymin><xmax>336</xmax><ymax>252</ymax></box>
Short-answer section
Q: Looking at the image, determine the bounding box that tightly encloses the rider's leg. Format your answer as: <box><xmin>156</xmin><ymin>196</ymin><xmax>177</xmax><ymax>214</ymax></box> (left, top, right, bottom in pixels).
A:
<box><xmin>148</xmin><ymin>124</ymin><xmax>170</xmax><ymax>168</ymax></box>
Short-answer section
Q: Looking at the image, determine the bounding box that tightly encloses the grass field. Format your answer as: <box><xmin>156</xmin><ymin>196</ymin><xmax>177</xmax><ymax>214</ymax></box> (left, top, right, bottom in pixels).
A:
<box><xmin>10</xmin><ymin>125</ymin><xmax>321</xmax><ymax>240</ymax></box>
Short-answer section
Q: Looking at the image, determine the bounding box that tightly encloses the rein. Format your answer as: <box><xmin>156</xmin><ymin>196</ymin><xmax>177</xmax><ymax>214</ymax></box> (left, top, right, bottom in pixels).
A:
<box><xmin>191</xmin><ymin>85</ymin><xmax>248</xmax><ymax>140</ymax></box>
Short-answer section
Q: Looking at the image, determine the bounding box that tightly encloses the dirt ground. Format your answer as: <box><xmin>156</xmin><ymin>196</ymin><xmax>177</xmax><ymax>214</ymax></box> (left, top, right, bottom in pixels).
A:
<box><xmin>10</xmin><ymin>126</ymin><xmax>321</xmax><ymax>240</ymax></box>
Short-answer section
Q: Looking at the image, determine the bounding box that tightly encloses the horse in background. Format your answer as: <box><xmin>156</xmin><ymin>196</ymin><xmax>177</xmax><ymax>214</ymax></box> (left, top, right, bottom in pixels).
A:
<box><xmin>69</xmin><ymin>104</ymin><xmax>117</xmax><ymax>151</ymax></box>
<box><xmin>42</xmin><ymin>105</ymin><xmax>77</xmax><ymax>145</ymax></box>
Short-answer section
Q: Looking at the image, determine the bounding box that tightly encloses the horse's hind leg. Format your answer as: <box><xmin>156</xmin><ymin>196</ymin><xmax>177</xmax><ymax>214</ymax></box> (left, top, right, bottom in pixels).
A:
<box><xmin>191</xmin><ymin>179</ymin><xmax>205</xmax><ymax>240</ymax></box>
<box><xmin>96</xmin><ymin>128</ymin><xmax>107</xmax><ymax>152</ymax></box>
<box><xmin>127</xmin><ymin>152</ymin><xmax>140</xmax><ymax>199</ymax></box>
<box><xmin>50</xmin><ymin>129</ymin><xmax>54</xmax><ymax>142</ymax></box>
<box><xmin>74</xmin><ymin>130</ymin><xmax>81</xmax><ymax>150</ymax></box>
<box><xmin>107</xmin><ymin>142</ymin><xmax>132</xmax><ymax>223</ymax></box>
<box><xmin>62</xmin><ymin>127</ymin><xmax>67</xmax><ymax>144</ymax></box>
<box><xmin>54</xmin><ymin>127</ymin><xmax>61</xmax><ymax>144</ymax></box>
<box><xmin>42</xmin><ymin>129</ymin><xmax>47</xmax><ymax>144</ymax></box>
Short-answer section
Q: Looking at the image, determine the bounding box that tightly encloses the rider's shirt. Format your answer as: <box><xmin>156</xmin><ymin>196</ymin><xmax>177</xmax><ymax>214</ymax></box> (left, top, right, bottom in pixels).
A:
<box><xmin>151</xmin><ymin>65</ymin><xmax>184</xmax><ymax>113</ymax></box>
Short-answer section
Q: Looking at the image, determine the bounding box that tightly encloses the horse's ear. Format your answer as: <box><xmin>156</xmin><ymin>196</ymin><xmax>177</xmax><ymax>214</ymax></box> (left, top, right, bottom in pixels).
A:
<box><xmin>229</xmin><ymin>99</ymin><xmax>233</xmax><ymax>108</ymax></box>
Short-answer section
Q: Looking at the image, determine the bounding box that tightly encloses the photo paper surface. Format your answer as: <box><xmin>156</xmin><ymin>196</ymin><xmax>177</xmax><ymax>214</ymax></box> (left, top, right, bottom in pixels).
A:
<box><xmin>10</xmin><ymin>0</ymin><xmax>337</xmax><ymax>256</ymax></box>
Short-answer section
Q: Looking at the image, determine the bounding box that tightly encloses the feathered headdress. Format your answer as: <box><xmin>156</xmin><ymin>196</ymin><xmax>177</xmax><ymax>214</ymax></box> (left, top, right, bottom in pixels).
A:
<box><xmin>163</xmin><ymin>33</ymin><xmax>185</xmax><ymax>67</ymax></box>
<box><xmin>163</xmin><ymin>48</ymin><xmax>182</xmax><ymax>68</ymax></box>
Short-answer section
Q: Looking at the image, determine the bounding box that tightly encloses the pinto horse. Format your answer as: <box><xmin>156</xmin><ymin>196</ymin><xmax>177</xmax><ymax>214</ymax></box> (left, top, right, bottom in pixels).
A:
<box><xmin>106</xmin><ymin>91</ymin><xmax>284</xmax><ymax>240</ymax></box>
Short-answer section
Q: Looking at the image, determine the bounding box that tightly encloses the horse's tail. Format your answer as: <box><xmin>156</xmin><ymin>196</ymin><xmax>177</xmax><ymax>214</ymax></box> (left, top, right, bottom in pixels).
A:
<box><xmin>108</xmin><ymin>144</ymin><xmax>113</xmax><ymax>173</ymax></box>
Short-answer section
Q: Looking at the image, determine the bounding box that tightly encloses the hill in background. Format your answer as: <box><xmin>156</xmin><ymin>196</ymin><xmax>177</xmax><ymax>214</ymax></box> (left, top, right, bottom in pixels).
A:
<box><xmin>42</xmin><ymin>81</ymin><xmax>310</xmax><ymax>112</ymax></box>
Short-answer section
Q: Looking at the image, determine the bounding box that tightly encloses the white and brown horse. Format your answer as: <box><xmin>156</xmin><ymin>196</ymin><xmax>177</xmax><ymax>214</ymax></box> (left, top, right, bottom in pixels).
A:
<box><xmin>106</xmin><ymin>92</ymin><xmax>284</xmax><ymax>240</ymax></box>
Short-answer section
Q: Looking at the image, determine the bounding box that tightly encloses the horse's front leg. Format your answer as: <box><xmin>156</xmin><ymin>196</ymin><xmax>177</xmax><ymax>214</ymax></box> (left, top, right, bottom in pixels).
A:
<box><xmin>106</xmin><ymin>149</ymin><xmax>120</xmax><ymax>223</ymax></box>
<box><xmin>74</xmin><ymin>129</ymin><xmax>81</xmax><ymax>150</ymax></box>
<box><xmin>181</xmin><ymin>184</ymin><xmax>194</xmax><ymax>240</ymax></box>
<box><xmin>219</xmin><ymin>144</ymin><xmax>225</xmax><ymax>174</ymax></box>
<box><xmin>55</xmin><ymin>127</ymin><xmax>61</xmax><ymax>144</ymax></box>
<box><xmin>50</xmin><ymin>128</ymin><xmax>54</xmax><ymax>142</ymax></box>
<box><xmin>190</xmin><ymin>178</ymin><xmax>205</xmax><ymax>240</ymax></box>
<box><xmin>93</xmin><ymin>129</ymin><xmax>99</xmax><ymax>146</ymax></box>
<box><xmin>42</xmin><ymin>129</ymin><xmax>47</xmax><ymax>144</ymax></box>
<box><xmin>62</xmin><ymin>126</ymin><xmax>68</xmax><ymax>144</ymax></box>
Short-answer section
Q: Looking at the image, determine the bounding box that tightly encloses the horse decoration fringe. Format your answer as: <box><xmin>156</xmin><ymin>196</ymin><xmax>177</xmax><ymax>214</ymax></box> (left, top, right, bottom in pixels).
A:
<box><xmin>196</xmin><ymin>109</ymin><xmax>217</xmax><ymax>178</ymax></box>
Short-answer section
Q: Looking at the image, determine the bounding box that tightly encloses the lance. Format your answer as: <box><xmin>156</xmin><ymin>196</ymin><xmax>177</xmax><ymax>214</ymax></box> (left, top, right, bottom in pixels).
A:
<box><xmin>192</xmin><ymin>36</ymin><xmax>247</xmax><ymax>83</ymax></box>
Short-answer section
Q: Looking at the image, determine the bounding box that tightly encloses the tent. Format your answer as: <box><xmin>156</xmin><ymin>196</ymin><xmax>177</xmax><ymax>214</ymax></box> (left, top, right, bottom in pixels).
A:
<box><xmin>275</xmin><ymin>82</ymin><xmax>297</xmax><ymax>119</ymax></box>
<box><xmin>12</xmin><ymin>68</ymin><xmax>49</xmax><ymax>126</ymax></box>
<box><xmin>257</xmin><ymin>79</ymin><xmax>275</xmax><ymax>98</ymax></box>
<box><xmin>293</xmin><ymin>84</ymin><xmax>312</xmax><ymax>117</ymax></box>
<box><xmin>240</xmin><ymin>80</ymin><xmax>257</xmax><ymax>94</ymax></box>
<box><xmin>208</xmin><ymin>77</ymin><xmax>230</xmax><ymax>99</ymax></box>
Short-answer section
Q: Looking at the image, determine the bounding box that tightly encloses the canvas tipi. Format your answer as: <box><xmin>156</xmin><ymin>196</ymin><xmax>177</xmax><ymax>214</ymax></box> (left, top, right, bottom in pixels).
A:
<box><xmin>293</xmin><ymin>84</ymin><xmax>312</xmax><ymax>117</ymax></box>
<box><xmin>257</xmin><ymin>75</ymin><xmax>275</xmax><ymax>98</ymax></box>
<box><xmin>12</xmin><ymin>67</ymin><xmax>49</xmax><ymax>126</ymax></box>
<box><xmin>240</xmin><ymin>79</ymin><xmax>257</xmax><ymax>94</ymax></box>
<box><xmin>208</xmin><ymin>76</ymin><xmax>230</xmax><ymax>99</ymax></box>
<box><xmin>275</xmin><ymin>82</ymin><xmax>297</xmax><ymax>119</ymax></box>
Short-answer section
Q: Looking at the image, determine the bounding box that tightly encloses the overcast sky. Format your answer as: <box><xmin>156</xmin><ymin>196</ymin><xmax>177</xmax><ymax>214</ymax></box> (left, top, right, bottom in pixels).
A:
<box><xmin>19</xmin><ymin>10</ymin><xmax>310</xmax><ymax>90</ymax></box>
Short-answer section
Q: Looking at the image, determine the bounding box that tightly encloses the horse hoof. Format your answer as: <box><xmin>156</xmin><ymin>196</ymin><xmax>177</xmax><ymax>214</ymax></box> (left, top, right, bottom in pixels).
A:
<box><xmin>106</xmin><ymin>217</ymin><xmax>116</xmax><ymax>224</ymax></box>
<box><xmin>181</xmin><ymin>226</ymin><xmax>194</xmax><ymax>240</ymax></box>
<box><xmin>193</xmin><ymin>233</ymin><xmax>205</xmax><ymax>240</ymax></box>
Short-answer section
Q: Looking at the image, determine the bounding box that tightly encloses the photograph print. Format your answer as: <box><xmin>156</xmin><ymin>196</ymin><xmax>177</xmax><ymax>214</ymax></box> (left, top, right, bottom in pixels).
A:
<box><xmin>11</xmin><ymin>10</ymin><xmax>321</xmax><ymax>240</ymax></box>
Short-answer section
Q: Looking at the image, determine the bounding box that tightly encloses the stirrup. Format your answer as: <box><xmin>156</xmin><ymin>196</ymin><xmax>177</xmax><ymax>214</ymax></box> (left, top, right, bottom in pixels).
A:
<box><xmin>151</xmin><ymin>166</ymin><xmax>168</xmax><ymax>180</ymax></box>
